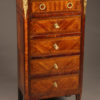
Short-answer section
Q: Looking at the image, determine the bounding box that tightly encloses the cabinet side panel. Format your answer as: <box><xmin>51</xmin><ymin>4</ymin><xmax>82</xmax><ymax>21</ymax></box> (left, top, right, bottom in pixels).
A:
<box><xmin>17</xmin><ymin>9</ymin><xmax>25</xmax><ymax>94</ymax></box>
<box><xmin>79</xmin><ymin>0</ymin><xmax>86</xmax><ymax>95</ymax></box>
<box><xmin>17</xmin><ymin>0</ymin><xmax>30</xmax><ymax>100</ymax></box>
<box><xmin>16</xmin><ymin>0</ymin><xmax>23</xmax><ymax>12</ymax></box>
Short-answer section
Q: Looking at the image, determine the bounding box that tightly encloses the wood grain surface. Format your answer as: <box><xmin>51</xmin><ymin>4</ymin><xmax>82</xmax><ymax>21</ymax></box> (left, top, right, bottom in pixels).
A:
<box><xmin>29</xmin><ymin>16</ymin><xmax>81</xmax><ymax>36</ymax></box>
<box><xmin>30</xmin><ymin>0</ymin><xmax>81</xmax><ymax>14</ymax></box>
<box><xmin>29</xmin><ymin>36</ymin><xmax>80</xmax><ymax>57</ymax></box>
<box><xmin>17</xmin><ymin>10</ymin><xmax>25</xmax><ymax>94</ymax></box>
<box><xmin>30</xmin><ymin>55</ymin><xmax>80</xmax><ymax>77</ymax></box>
<box><xmin>16</xmin><ymin>0</ymin><xmax>86</xmax><ymax>99</ymax></box>
<box><xmin>30</xmin><ymin>74</ymin><xmax>79</xmax><ymax>98</ymax></box>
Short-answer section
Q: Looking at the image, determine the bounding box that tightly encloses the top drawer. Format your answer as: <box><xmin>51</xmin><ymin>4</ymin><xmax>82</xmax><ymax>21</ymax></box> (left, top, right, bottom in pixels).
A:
<box><xmin>30</xmin><ymin>0</ymin><xmax>81</xmax><ymax>15</ymax></box>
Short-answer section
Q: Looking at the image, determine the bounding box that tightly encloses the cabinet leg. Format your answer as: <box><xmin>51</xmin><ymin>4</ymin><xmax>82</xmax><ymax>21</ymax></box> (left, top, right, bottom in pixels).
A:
<box><xmin>65</xmin><ymin>95</ymin><xmax>71</xmax><ymax>97</ymax></box>
<box><xmin>30</xmin><ymin>97</ymin><xmax>38</xmax><ymax>100</ymax></box>
<box><xmin>18</xmin><ymin>88</ymin><xmax>23</xmax><ymax>100</ymax></box>
<box><xmin>76</xmin><ymin>94</ymin><xmax>81</xmax><ymax>100</ymax></box>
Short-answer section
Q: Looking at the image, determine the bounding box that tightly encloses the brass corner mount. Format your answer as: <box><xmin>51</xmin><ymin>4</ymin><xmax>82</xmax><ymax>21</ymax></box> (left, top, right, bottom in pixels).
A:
<box><xmin>84</xmin><ymin>0</ymin><xmax>87</xmax><ymax>14</ymax></box>
<box><xmin>23</xmin><ymin>0</ymin><xmax>28</xmax><ymax>19</ymax></box>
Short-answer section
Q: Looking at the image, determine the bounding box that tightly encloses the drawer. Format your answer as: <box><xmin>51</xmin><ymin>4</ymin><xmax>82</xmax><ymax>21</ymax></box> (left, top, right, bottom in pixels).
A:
<box><xmin>30</xmin><ymin>55</ymin><xmax>80</xmax><ymax>77</ymax></box>
<box><xmin>30</xmin><ymin>0</ymin><xmax>81</xmax><ymax>15</ymax></box>
<box><xmin>29</xmin><ymin>36</ymin><xmax>80</xmax><ymax>57</ymax></box>
<box><xmin>29</xmin><ymin>16</ymin><xmax>81</xmax><ymax>36</ymax></box>
<box><xmin>30</xmin><ymin>74</ymin><xmax>79</xmax><ymax>98</ymax></box>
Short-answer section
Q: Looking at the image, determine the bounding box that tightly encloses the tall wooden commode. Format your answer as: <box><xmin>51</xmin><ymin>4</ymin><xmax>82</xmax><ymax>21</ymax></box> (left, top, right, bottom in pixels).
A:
<box><xmin>16</xmin><ymin>0</ymin><xmax>87</xmax><ymax>100</ymax></box>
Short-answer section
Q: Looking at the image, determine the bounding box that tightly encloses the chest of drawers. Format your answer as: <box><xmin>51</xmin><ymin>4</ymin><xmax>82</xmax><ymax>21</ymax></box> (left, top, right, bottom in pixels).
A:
<box><xmin>16</xmin><ymin>0</ymin><xmax>87</xmax><ymax>100</ymax></box>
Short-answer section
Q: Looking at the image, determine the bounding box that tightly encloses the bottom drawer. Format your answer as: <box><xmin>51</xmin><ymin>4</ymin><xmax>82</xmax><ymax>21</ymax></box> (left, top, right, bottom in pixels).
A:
<box><xmin>30</xmin><ymin>74</ymin><xmax>79</xmax><ymax>98</ymax></box>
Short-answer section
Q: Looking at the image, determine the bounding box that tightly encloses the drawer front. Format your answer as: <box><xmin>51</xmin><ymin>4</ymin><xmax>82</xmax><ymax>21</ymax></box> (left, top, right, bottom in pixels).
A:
<box><xmin>29</xmin><ymin>36</ymin><xmax>80</xmax><ymax>57</ymax></box>
<box><xmin>30</xmin><ymin>55</ymin><xmax>80</xmax><ymax>76</ymax></box>
<box><xmin>30</xmin><ymin>0</ymin><xmax>81</xmax><ymax>14</ymax></box>
<box><xmin>29</xmin><ymin>16</ymin><xmax>81</xmax><ymax>36</ymax></box>
<box><xmin>30</xmin><ymin>74</ymin><xmax>79</xmax><ymax>98</ymax></box>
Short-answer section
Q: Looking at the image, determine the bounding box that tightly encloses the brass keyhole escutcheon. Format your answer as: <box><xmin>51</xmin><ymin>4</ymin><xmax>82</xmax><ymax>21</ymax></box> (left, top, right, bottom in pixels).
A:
<box><xmin>54</xmin><ymin>64</ymin><xmax>59</xmax><ymax>70</ymax></box>
<box><xmin>53</xmin><ymin>43</ymin><xmax>59</xmax><ymax>50</ymax></box>
<box><xmin>54</xmin><ymin>23</ymin><xmax>60</xmax><ymax>29</ymax></box>
<box><xmin>53</xmin><ymin>82</ymin><xmax>58</xmax><ymax>88</ymax></box>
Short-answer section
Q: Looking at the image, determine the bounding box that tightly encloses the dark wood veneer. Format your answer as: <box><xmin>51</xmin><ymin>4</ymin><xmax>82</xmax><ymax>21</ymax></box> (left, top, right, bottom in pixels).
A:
<box><xmin>17</xmin><ymin>9</ymin><xmax>25</xmax><ymax>94</ymax></box>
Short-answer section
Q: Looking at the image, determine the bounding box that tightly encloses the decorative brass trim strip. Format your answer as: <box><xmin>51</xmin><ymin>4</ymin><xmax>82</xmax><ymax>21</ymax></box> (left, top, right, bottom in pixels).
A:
<box><xmin>84</xmin><ymin>0</ymin><xmax>87</xmax><ymax>14</ymax></box>
<box><xmin>23</xmin><ymin>0</ymin><xmax>28</xmax><ymax>19</ymax></box>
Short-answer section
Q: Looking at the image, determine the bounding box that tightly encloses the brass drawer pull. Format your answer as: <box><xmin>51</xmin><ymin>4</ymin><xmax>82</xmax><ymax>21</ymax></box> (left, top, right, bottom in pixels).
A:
<box><xmin>54</xmin><ymin>23</ymin><xmax>60</xmax><ymax>29</ymax></box>
<box><xmin>84</xmin><ymin>0</ymin><xmax>87</xmax><ymax>14</ymax></box>
<box><xmin>53</xmin><ymin>82</ymin><xmax>58</xmax><ymax>88</ymax></box>
<box><xmin>53</xmin><ymin>43</ymin><xmax>59</xmax><ymax>50</ymax></box>
<box><xmin>67</xmin><ymin>2</ymin><xmax>73</xmax><ymax>9</ymax></box>
<box><xmin>39</xmin><ymin>4</ymin><xmax>46</xmax><ymax>11</ymax></box>
<box><xmin>54</xmin><ymin>64</ymin><xmax>59</xmax><ymax>70</ymax></box>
